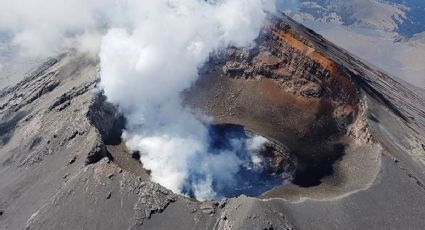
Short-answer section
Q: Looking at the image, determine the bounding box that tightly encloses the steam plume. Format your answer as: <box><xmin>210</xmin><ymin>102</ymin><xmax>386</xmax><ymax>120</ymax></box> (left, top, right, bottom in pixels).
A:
<box><xmin>99</xmin><ymin>0</ymin><xmax>275</xmax><ymax>200</ymax></box>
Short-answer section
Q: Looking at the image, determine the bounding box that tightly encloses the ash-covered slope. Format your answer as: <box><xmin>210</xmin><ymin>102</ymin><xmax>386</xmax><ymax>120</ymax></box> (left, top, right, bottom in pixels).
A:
<box><xmin>0</xmin><ymin>14</ymin><xmax>424</xmax><ymax>230</ymax></box>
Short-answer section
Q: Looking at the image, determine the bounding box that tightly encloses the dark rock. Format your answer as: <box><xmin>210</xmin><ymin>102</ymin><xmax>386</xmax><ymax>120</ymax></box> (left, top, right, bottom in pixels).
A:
<box><xmin>49</xmin><ymin>81</ymin><xmax>95</xmax><ymax>111</ymax></box>
<box><xmin>299</xmin><ymin>82</ymin><xmax>323</xmax><ymax>97</ymax></box>
<box><xmin>219</xmin><ymin>199</ymin><xmax>228</xmax><ymax>209</ymax></box>
<box><xmin>68</xmin><ymin>156</ymin><xmax>77</xmax><ymax>165</ymax></box>
<box><xmin>87</xmin><ymin>93</ymin><xmax>126</xmax><ymax>145</ymax></box>
<box><xmin>66</xmin><ymin>130</ymin><xmax>79</xmax><ymax>141</ymax></box>
<box><xmin>200</xmin><ymin>202</ymin><xmax>217</xmax><ymax>215</ymax></box>
<box><xmin>56</xmin><ymin>100</ymin><xmax>71</xmax><ymax>111</ymax></box>
<box><xmin>85</xmin><ymin>142</ymin><xmax>108</xmax><ymax>165</ymax></box>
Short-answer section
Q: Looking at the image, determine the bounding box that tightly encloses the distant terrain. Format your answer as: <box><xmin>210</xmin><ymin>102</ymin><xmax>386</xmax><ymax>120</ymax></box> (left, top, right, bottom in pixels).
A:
<box><xmin>290</xmin><ymin>0</ymin><xmax>425</xmax><ymax>37</ymax></box>
<box><xmin>282</xmin><ymin>0</ymin><xmax>425</xmax><ymax>87</ymax></box>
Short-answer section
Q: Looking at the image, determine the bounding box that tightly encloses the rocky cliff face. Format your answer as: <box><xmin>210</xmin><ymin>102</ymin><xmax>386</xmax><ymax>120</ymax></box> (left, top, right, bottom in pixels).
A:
<box><xmin>0</xmin><ymin>13</ymin><xmax>424</xmax><ymax>230</ymax></box>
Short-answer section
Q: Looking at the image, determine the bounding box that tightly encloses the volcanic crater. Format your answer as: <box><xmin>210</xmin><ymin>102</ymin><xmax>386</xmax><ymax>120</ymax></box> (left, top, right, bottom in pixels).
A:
<box><xmin>99</xmin><ymin>17</ymin><xmax>380</xmax><ymax>201</ymax></box>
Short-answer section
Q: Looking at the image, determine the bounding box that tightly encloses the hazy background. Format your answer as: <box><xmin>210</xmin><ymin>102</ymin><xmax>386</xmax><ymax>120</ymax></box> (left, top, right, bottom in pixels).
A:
<box><xmin>281</xmin><ymin>0</ymin><xmax>425</xmax><ymax>88</ymax></box>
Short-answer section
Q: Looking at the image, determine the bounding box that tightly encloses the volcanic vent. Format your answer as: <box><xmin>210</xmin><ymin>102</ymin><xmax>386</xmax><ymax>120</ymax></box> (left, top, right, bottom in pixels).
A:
<box><xmin>183</xmin><ymin>124</ymin><xmax>295</xmax><ymax>198</ymax></box>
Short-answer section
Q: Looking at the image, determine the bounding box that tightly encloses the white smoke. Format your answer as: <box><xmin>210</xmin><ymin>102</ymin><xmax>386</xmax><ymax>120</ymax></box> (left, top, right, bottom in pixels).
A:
<box><xmin>100</xmin><ymin>0</ymin><xmax>275</xmax><ymax>200</ymax></box>
<box><xmin>247</xmin><ymin>136</ymin><xmax>269</xmax><ymax>168</ymax></box>
<box><xmin>0</xmin><ymin>0</ymin><xmax>107</xmax><ymax>57</ymax></box>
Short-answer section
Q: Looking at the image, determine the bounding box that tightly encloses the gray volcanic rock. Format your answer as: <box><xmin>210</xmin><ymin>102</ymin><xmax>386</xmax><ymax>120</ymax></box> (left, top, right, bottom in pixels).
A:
<box><xmin>1</xmin><ymin>13</ymin><xmax>425</xmax><ymax>230</ymax></box>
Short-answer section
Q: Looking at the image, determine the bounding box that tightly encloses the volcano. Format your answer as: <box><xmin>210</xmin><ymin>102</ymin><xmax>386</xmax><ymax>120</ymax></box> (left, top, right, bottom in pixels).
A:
<box><xmin>0</xmin><ymin>13</ymin><xmax>424</xmax><ymax>230</ymax></box>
